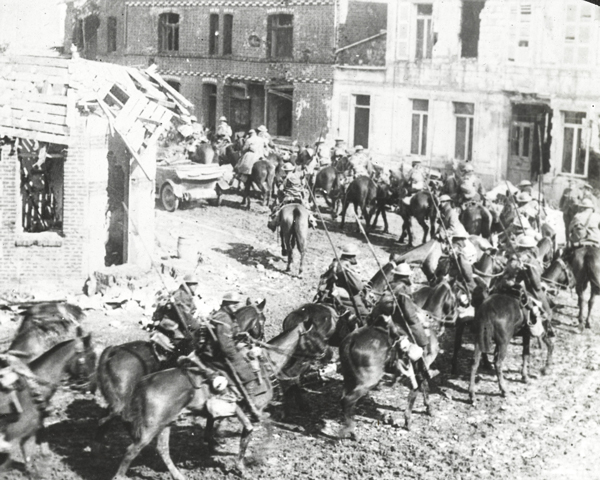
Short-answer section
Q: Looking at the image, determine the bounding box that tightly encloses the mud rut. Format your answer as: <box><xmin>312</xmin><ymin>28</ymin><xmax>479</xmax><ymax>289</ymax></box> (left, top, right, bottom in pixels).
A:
<box><xmin>1</xmin><ymin>193</ymin><xmax>599</xmax><ymax>480</ymax></box>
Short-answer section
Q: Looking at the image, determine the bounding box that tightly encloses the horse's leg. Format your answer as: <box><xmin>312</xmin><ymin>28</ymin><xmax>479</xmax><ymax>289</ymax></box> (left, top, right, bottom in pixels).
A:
<box><xmin>540</xmin><ymin>331</ymin><xmax>554</xmax><ymax>375</ymax></box>
<box><xmin>495</xmin><ymin>342</ymin><xmax>509</xmax><ymax>397</ymax></box>
<box><xmin>96</xmin><ymin>411</ymin><xmax>118</xmax><ymax>440</ymax></box>
<box><xmin>521</xmin><ymin>328</ymin><xmax>531</xmax><ymax>383</ymax></box>
<box><xmin>235</xmin><ymin>406</ymin><xmax>254</xmax><ymax>472</ymax></box>
<box><xmin>404</xmin><ymin>385</ymin><xmax>418</xmax><ymax>431</ymax></box>
<box><xmin>20</xmin><ymin>435</ymin><xmax>39</xmax><ymax>477</ymax></box>
<box><xmin>340</xmin><ymin>198</ymin><xmax>349</xmax><ymax>229</ymax></box>
<box><xmin>421</xmin><ymin>377</ymin><xmax>432</xmax><ymax>416</ymax></box>
<box><xmin>577</xmin><ymin>283</ymin><xmax>587</xmax><ymax>331</ymax></box>
<box><xmin>204</xmin><ymin>416</ymin><xmax>222</xmax><ymax>453</ymax></box>
<box><xmin>156</xmin><ymin>427</ymin><xmax>186</xmax><ymax>480</ymax></box>
<box><xmin>585</xmin><ymin>285</ymin><xmax>599</xmax><ymax>329</ymax></box>
<box><xmin>452</xmin><ymin>318</ymin><xmax>467</xmax><ymax>375</ymax></box>
<box><xmin>468</xmin><ymin>344</ymin><xmax>482</xmax><ymax>404</ymax></box>
<box><xmin>112</xmin><ymin>428</ymin><xmax>158</xmax><ymax>480</ymax></box>
<box><xmin>339</xmin><ymin>385</ymin><xmax>371</xmax><ymax>439</ymax></box>
<box><xmin>418</xmin><ymin>216</ymin><xmax>429</xmax><ymax>245</ymax></box>
<box><xmin>381</xmin><ymin>207</ymin><xmax>389</xmax><ymax>234</ymax></box>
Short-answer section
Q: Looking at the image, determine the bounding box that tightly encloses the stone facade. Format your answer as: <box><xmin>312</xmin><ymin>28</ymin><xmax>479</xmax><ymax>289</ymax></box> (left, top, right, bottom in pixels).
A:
<box><xmin>332</xmin><ymin>0</ymin><xmax>600</xmax><ymax>200</ymax></box>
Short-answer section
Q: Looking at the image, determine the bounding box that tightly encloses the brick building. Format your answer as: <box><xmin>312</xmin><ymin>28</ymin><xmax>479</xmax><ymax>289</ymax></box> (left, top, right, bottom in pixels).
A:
<box><xmin>69</xmin><ymin>0</ymin><xmax>337</xmax><ymax>146</ymax></box>
<box><xmin>0</xmin><ymin>54</ymin><xmax>181</xmax><ymax>288</ymax></box>
<box><xmin>332</xmin><ymin>0</ymin><xmax>600</xmax><ymax>201</ymax></box>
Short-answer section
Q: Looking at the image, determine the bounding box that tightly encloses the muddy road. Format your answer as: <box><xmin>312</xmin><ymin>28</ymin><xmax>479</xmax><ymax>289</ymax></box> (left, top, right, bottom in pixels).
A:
<box><xmin>2</xmin><ymin>192</ymin><xmax>599</xmax><ymax>480</ymax></box>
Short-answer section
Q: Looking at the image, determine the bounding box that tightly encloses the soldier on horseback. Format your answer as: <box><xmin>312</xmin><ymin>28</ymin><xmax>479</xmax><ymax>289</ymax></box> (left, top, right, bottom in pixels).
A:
<box><xmin>568</xmin><ymin>198</ymin><xmax>600</xmax><ymax>249</ymax></box>
<box><xmin>215</xmin><ymin>116</ymin><xmax>232</xmax><ymax>143</ymax></box>
<box><xmin>457</xmin><ymin>163</ymin><xmax>487</xmax><ymax>207</ymax></box>
<box><xmin>272</xmin><ymin>162</ymin><xmax>317</xmax><ymax>228</ymax></box>
<box><xmin>437</xmin><ymin>227</ymin><xmax>478</xmax><ymax>292</ymax></box>
<box><xmin>437</xmin><ymin>194</ymin><xmax>463</xmax><ymax>232</ymax></box>
<box><xmin>331</xmin><ymin>138</ymin><xmax>348</xmax><ymax>165</ymax></box>
<box><xmin>406</xmin><ymin>158</ymin><xmax>426</xmax><ymax>194</ymax></box>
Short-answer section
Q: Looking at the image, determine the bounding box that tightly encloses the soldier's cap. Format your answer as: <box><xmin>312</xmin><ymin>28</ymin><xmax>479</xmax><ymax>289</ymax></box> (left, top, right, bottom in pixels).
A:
<box><xmin>463</xmin><ymin>163</ymin><xmax>474</xmax><ymax>172</ymax></box>
<box><xmin>248</xmin><ymin>129</ymin><xmax>256</xmax><ymax>134</ymax></box>
<box><xmin>515</xmin><ymin>235</ymin><xmax>537</xmax><ymax>249</ymax></box>
<box><xmin>411</xmin><ymin>158</ymin><xmax>422</xmax><ymax>164</ymax></box>
<box><xmin>183</xmin><ymin>274</ymin><xmax>199</xmax><ymax>284</ymax></box>
<box><xmin>219</xmin><ymin>116</ymin><xmax>227</xmax><ymax>122</ymax></box>
<box><xmin>516</xmin><ymin>192</ymin><xmax>532</xmax><ymax>203</ymax></box>
<box><xmin>451</xmin><ymin>228</ymin><xmax>469</xmax><ymax>239</ymax></box>
<box><xmin>354</xmin><ymin>145</ymin><xmax>364</xmax><ymax>152</ymax></box>
<box><xmin>392</xmin><ymin>263</ymin><xmax>412</xmax><ymax>276</ymax></box>
<box><xmin>577</xmin><ymin>198</ymin><xmax>595</xmax><ymax>209</ymax></box>
<box><xmin>340</xmin><ymin>243</ymin><xmax>359</xmax><ymax>257</ymax></box>
<box><xmin>258</xmin><ymin>125</ymin><xmax>267</xmax><ymax>132</ymax></box>
<box><xmin>518</xmin><ymin>180</ymin><xmax>532</xmax><ymax>188</ymax></box>
<box><xmin>282</xmin><ymin>162</ymin><xmax>295</xmax><ymax>172</ymax></box>
<box><xmin>438</xmin><ymin>194</ymin><xmax>452</xmax><ymax>203</ymax></box>
<box><xmin>583</xmin><ymin>183</ymin><xmax>593</xmax><ymax>190</ymax></box>
<box><xmin>222</xmin><ymin>292</ymin><xmax>242</xmax><ymax>304</ymax></box>
<box><xmin>335</xmin><ymin>138</ymin><xmax>346</xmax><ymax>144</ymax></box>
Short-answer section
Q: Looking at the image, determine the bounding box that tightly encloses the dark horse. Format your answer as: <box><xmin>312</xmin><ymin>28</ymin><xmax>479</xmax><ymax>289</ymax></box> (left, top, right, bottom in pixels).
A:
<box><xmin>460</xmin><ymin>203</ymin><xmax>492</xmax><ymax>239</ymax></box>
<box><xmin>312</xmin><ymin>166</ymin><xmax>345</xmax><ymax>219</ymax></box>
<box><xmin>8</xmin><ymin>302</ymin><xmax>85</xmax><ymax>360</ymax></box>
<box><xmin>267</xmin><ymin>203</ymin><xmax>310</xmax><ymax>274</ymax></box>
<box><xmin>468</xmin><ymin>289</ymin><xmax>554</xmax><ymax>404</ymax></box>
<box><xmin>111</xmin><ymin>323</ymin><xmax>318</xmax><ymax>478</ymax></box>
<box><xmin>241</xmin><ymin>159</ymin><xmax>275</xmax><ymax>209</ymax></box>
<box><xmin>340</xmin><ymin>175</ymin><xmax>377</xmax><ymax>231</ymax></box>
<box><xmin>565</xmin><ymin>246</ymin><xmax>600</xmax><ymax>330</ymax></box>
<box><xmin>0</xmin><ymin>330</ymin><xmax>96</xmax><ymax>475</ymax></box>
<box><xmin>398</xmin><ymin>190</ymin><xmax>437</xmax><ymax>246</ymax></box>
<box><xmin>96</xmin><ymin>300</ymin><xmax>266</xmax><ymax>438</ymax></box>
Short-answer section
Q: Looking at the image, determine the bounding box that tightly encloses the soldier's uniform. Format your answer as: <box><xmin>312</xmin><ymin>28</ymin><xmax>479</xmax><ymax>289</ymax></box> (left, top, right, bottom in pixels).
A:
<box><xmin>569</xmin><ymin>198</ymin><xmax>600</xmax><ymax>247</ymax></box>
<box><xmin>407</xmin><ymin>159</ymin><xmax>426</xmax><ymax>194</ymax></box>
<box><xmin>215</xmin><ymin>116</ymin><xmax>232</xmax><ymax>142</ymax></box>
<box><xmin>458</xmin><ymin>164</ymin><xmax>486</xmax><ymax>205</ymax></box>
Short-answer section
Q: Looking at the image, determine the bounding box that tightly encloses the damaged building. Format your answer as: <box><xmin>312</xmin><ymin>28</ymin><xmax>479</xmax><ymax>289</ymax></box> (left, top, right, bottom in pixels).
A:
<box><xmin>67</xmin><ymin>0</ymin><xmax>337</xmax><ymax>146</ymax></box>
<box><xmin>0</xmin><ymin>53</ymin><xmax>188</xmax><ymax>288</ymax></box>
<box><xmin>332</xmin><ymin>0</ymin><xmax>600</xmax><ymax>200</ymax></box>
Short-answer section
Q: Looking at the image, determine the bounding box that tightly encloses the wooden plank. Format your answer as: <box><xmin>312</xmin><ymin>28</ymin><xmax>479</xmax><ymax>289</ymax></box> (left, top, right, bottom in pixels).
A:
<box><xmin>2</xmin><ymin>55</ymin><xmax>70</xmax><ymax>69</ymax></box>
<box><xmin>8</xmin><ymin>63</ymin><xmax>70</xmax><ymax>79</ymax></box>
<box><xmin>5</xmin><ymin>109</ymin><xmax>67</xmax><ymax>127</ymax></box>
<box><xmin>127</xmin><ymin>69</ymin><xmax>166</xmax><ymax>102</ymax></box>
<box><xmin>145</xmin><ymin>68</ymin><xmax>193</xmax><ymax>108</ymax></box>
<box><xmin>0</xmin><ymin>126</ymin><xmax>68</xmax><ymax>145</ymax></box>
<box><xmin>117</xmin><ymin>95</ymin><xmax>148</xmax><ymax>136</ymax></box>
<box><xmin>14</xmin><ymin>91</ymin><xmax>68</xmax><ymax>106</ymax></box>
<box><xmin>10</xmin><ymin>99</ymin><xmax>67</xmax><ymax>116</ymax></box>
<box><xmin>0</xmin><ymin>117</ymin><xmax>69</xmax><ymax>136</ymax></box>
<box><xmin>2</xmin><ymin>70</ymin><xmax>69</xmax><ymax>86</ymax></box>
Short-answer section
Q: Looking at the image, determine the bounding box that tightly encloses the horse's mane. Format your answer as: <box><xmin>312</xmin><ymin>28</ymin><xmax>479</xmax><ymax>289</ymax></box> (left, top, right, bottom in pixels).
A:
<box><xmin>17</xmin><ymin>302</ymin><xmax>84</xmax><ymax>336</ymax></box>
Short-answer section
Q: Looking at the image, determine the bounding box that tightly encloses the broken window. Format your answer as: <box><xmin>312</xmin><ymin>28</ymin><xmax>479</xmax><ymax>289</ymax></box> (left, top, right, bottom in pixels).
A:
<box><xmin>411</xmin><ymin>99</ymin><xmax>429</xmax><ymax>155</ymax></box>
<box><xmin>460</xmin><ymin>1</ymin><xmax>485</xmax><ymax>58</ymax></box>
<box><xmin>353</xmin><ymin>95</ymin><xmax>370</xmax><ymax>149</ymax></box>
<box><xmin>267</xmin><ymin>85</ymin><xmax>293</xmax><ymax>137</ymax></box>
<box><xmin>158</xmin><ymin>13</ymin><xmax>179</xmax><ymax>52</ymax></box>
<box><xmin>561</xmin><ymin>111</ymin><xmax>588</xmax><ymax>176</ymax></box>
<box><xmin>18</xmin><ymin>142</ymin><xmax>65</xmax><ymax>234</ymax></box>
<box><xmin>416</xmin><ymin>4</ymin><xmax>433</xmax><ymax>60</ymax></box>
<box><xmin>209</xmin><ymin>14</ymin><xmax>219</xmax><ymax>55</ymax></box>
<box><xmin>508</xmin><ymin>3</ymin><xmax>532</xmax><ymax>63</ymax></box>
<box><xmin>267</xmin><ymin>15</ymin><xmax>293</xmax><ymax>59</ymax></box>
<box><xmin>107</xmin><ymin>16</ymin><xmax>117</xmax><ymax>53</ymax></box>
<box><xmin>454</xmin><ymin>102</ymin><xmax>474</xmax><ymax>161</ymax></box>
<box><xmin>223</xmin><ymin>14</ymin><xmax>233</xmax><ymax>55</ymax></box>
<box><xmin>564</xmin><ymin>2</ymin><xmax>594</xmax><ymax>65</ymax></box>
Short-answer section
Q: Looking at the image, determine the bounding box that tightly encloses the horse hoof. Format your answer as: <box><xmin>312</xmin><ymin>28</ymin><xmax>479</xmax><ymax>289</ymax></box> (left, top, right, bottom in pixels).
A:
<box><xmin>522</xmin><ymin>376</ymin><xmax>529</xmax><ymax>384</ymax></box>
<box><xmin>585</xmin><ymin>323</ymin><xmax>591</xmax><ymax>329</ymax></box>
<box><xmin>404</xmin><ymin>419</ymin><xmax>411</xmax><ymax>431</ymax></box>
<box><xmin>426</xmin><ymin>406</ymin><xmax>434</xmax><ymax>417</ymax></box>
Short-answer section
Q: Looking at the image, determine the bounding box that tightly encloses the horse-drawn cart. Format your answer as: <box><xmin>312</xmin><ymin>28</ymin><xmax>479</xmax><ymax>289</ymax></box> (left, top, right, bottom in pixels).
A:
<box><xmin>155</xmin><ymin>159</ymin><xmax>231</xmax><ymax>212</ymax></box>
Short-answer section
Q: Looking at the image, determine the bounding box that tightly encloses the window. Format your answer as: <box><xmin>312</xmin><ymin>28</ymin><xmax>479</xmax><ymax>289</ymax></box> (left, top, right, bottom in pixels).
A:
<box><xmin>166</xmin><ymin>80</ymin><xmax>180</xmax><ymax>92</ymax></box>
<box><xmin>209</xmin><ymin>14</ymin><xmax>219</xmax><ymax>55</ymax></box>
<box><xmin>353</xmin><ymin>95</ymin><xmax>370</xmax><ymax>149</ymax></box>
<box><xmin>454</xmin><ymin>102</ymin><xmax>474</xmax><ymax>161</ymax></box>
<box><xmin>223</xmin><ymin>14</ymin><xmax>233</xmax><ymax>55</ymax></box>
<box><xmin>562</xmin><ymin>111</ymin><xmax>588</xmax><ymax>176</ymax></box>
<box><xmin>416</xmin><ymin>4</ymin><xmax>433</xmax><ymax>60</ymax></box>
<box><xmin>508</xmin><ymin>4</ymin><xmax>532</xmax><ymax>63</ymax></box>
<box><xmin>460</xmin><ymin>1</ymin><xmax>485</xmax><ymax>58</ymax></box>
<box><xmin>203</xmin><ymin>84</ymin><xmax>218</xmax><ymax>131</ymax></box>
<box><xmin>107</xmin><ymin>16</ymin><xmax>117</xmax><ymax>53</ymax></box>
<box><xmin>158</xmin><ymin>13</ymin><xmax>179</xmax><ymax>52</ymax></box>
<box><xmin>411</xmin><ymin>99</ymin><xmax>429</xmax><ymax>155</ymax></box>
<box><xmin>19</xmin><ymin>143</ymin><xmax>65</xmax><ymax>233</ymax></box>
<box><xmin>267</xmin><ymin>14</ymin><xmax>293</xmax><ymax>58</ymax></box>
<box><xmin>564</xmin><ymin>2</ymin><xmax>594</xmax><ymax>65</ymax></box>
<box><xmin>267</xmin><ymin>85</ymin><xmax>293</xmax><ymax>137</ymax></box>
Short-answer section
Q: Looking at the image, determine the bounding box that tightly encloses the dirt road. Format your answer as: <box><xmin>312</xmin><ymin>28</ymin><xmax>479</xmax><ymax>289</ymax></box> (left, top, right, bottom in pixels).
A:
<box><xmin>2</xmin><ymin>193</ymin><xmax>599</xmax><ymax>480</ymax></box>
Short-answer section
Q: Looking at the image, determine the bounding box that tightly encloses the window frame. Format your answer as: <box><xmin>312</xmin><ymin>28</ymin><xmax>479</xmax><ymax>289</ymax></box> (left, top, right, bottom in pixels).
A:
<box><xmin>158</xmin><ymin>12</ymin><xmax>180</xmax><ymax>53</ymax></box>
<box><xmin>107</xmin><ymin>16</ymin><xmax>117</xmax><ymax>53</ymax></box>
<box><xmin>209</xmin><ymin>13</ymin><xmax>219</xmax><ymax>55</ymax></box>
<box><xmin>561</xmin><ymin>111</ymin><xmax>589</xmax><ymax>178</ymax></box>
<box><xmin>454</xmin><ymin>102</ymin><xmax>474</xmax><ymax>161</ymax></box>
<box><xmin>563</xmin><ymin>2</ymin><xmax>594</xmax><ymax>65</ymax></box>
<box><xmin>410</xmin><ymin>99</ymin><xmax>429</xmax><ymax>156</ymax></box>
<box><xmin>223</xmin><ymin>14</ymin><xmax>233</xmax><ymax>55</ymax></box>
<box><xmin>415</xmin><ymin>4</ymin><xmax>433</xmax><ymax>60</ymax></box>
<box><xmin>267</xmin><ymin>14</ymin><xmax>294</xmax><ymax>59</ymax></box>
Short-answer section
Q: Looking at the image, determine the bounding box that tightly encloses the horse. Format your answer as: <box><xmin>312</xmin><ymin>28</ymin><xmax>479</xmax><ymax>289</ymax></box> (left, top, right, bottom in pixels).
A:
<box><xmin>241</xmin><ymin>159</ymin><xmax>275</xmax><ymax>209</ymax></box>
<box><xmin>96</xmin><ymin>300</ymin><xmax>267</xmax><ymax>438</ymax></box>
<box><xmin>7</xmin><ymin>302</ymin><xmax>85</xmax><ymax>360</ymax></box>
<box><xmin>564</xmin><ymin>246</ymin><xmax>600</xmax><ymax>330</ymax></box>
<box><xmin>312</xmin><ymin>166</ymin><xmax>345</xmax><ymax>219</ymax></box>
<box><xmin>190</xmin><ymin>142</ymin><xmax>217</xmax><ymax>164</ymax></box>
<box><xmin>0</xmin><ymin>330</ymin><xmax>96</xmax><ymax>474</ymax></box>
<box><xmin>111</xmin><ymin>323</ymin><xmax>317</xmax><ymax>479</ymax></box>
<box><xmin>398</xmin><ymin>190</ymin><xmax>437</xmax><ymax>246</ymax></box>
<box><xmin>468</xmin><ymin>288</ymin><xmax>554</xmax><ymax>404</ymax></box>
<box><xmin>267</xmin><ymin>204</ymin><xmax>309</xmax><ymax>275</ymax></box>
<box><xmin>339</xmin><ymin>175</ymin><xmax>377</xmax><ymax>231</ymax></box>
<box><xmin>369</xmin><ymin>180</ymin><xmax>398</xmax><ymax>234</ymax></box>
<box><xmin>460</xmin><ymin>203</ymin><xmax>492</xmax><ymax>239</ymax></box>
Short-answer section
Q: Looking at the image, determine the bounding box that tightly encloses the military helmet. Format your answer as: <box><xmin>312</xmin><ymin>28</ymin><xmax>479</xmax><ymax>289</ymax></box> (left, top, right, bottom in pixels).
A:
<box><xmin>282</xmin><ymin>162</ymin><xmax>295</xmax><ymax>172</ymax></box>
<box><xmin>438</xmin><ymin>194</ymin><xmax>452</xmax><ymax>203</ymax></box>
<box><xmin>218</xmin><ymin>116</ymin><xmax>227</xmax><ymax>122</ymax></box>
<box><xmin>516</xmin><ymin>191</ymin><xmax>532</xmax><ymax>203</ymax></box>
<box><xmin>183</xmin><ymin>273</ymin><xmax>199</xmax><ymax>284</ymax></box>
<box><xmin>392</xmin><ymin>263</ymin><xmax>412</xmax><ymax>277</ymax></box>
<box><xmin>222</xmin><ymin>292</ymin><xmax>242</xmax><ymax>304</ymax></box>
<box><xmin>411</xmin><ymin>158</ymin><xmax>422</xmax><ymax>164</ymax></box>
<box><xmin>340</xmin><ymin>243</ymin><xmax>359</xmax><ymax>257</ymax></box>
<box><xmin>258</xmin><ymin>125</ymin><xmax>267</xmax><ymax>132</ymax></box>
<box><xmin>518</xmin><ymin>180</ymin><xmax>532</xmax><ymax>188</ymax></box>
<box><xmin>578</xmin><ymin>198</ymin><xmax>595</xmax><ymax>209</ymax></box>
<box><xmin>463</xmin><ymin>163</ymin><xmax>474</xmax><ymax>172</ymax></box>
<box><xmin>516</xmin><ymin>235</ymin><xmax>537</xmax><ymax>249</ymax></box>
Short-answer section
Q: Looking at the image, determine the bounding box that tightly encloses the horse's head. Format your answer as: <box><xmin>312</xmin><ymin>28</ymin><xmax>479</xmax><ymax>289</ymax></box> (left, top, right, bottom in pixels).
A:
<box><xmin>68</xmin><ymin>327</ymin><xmax>97</xmax><ymax>394</ymax></box>
<box><xmin>235</xmin><ymin>299</ymin><xmax>267</xmax><ymax>340</ymax></box>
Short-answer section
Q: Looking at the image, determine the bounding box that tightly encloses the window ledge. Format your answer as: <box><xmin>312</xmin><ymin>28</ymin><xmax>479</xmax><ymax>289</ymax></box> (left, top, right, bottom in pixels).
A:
<box><xmin>15</xmin><ymin>232</ymin><xmax>64</xmax><ymax>248</ymax></box>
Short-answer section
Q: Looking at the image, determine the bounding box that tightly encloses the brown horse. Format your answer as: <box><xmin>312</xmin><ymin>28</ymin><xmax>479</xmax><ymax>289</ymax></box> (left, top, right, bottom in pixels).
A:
<box><xmin>8</xmin><ymin>302</ymin><xmax>85</xmax><ymax>360</ymax></box>
<box><xmin>190</xmin><ymin>142</ymin><xmax>217</xmax><ymax>164</ymax></box>
<box><xmin>468</xmin><ymin>289</ymin><xmax>554</xmax><ymax>404</ymax></box>
<box><xmin>111</xmin><ymin>323</ymin><xmax>314</xmax><ymax>479</ymax></box>
<box><xmin>339</xmin><ymin>175</ymin><xmax>377</xmax><ymax>231</ymax></box>
<box><xmin>241</xmin><ymin>159</ymin><xmax>275</xmax><ymax>209</ymax></box>
<box><xmin>312</xmin><ymin>166</ymin><xmax>345</xmax><ymax>219</ymax></box>
<box><xmin>398</xmin><ymin>191</ymin><xmax>437</xmax><ymax>246</ymax></box>
<box><xmin>267</xmin><ymin>203</ymin><xmax>309</xmax><ymax>274</ymax></box>
<box><xmin>96</xmin><ymin>301</ymin><xmax>266</xmax><ymax>438</ymax></box>
<box><xmin>460</xmin><ymin>203</ymin><xmax>492</xmax><ymax>239</ymax></box>
<box><xmin>565</xmin><ymin>246</ymin><xmax>600</xmax><ymax>330</ymax></box>
<box><xmin>0</xmin><ymin>331</ymin><xmax>96</xmax><ymax>475</ymax></box>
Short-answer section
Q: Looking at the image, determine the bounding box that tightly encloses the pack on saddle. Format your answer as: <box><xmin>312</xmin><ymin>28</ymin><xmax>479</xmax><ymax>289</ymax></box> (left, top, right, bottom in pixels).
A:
<box><xmin>491</xmin><ymin>235</ymin><xmax>551</xmax><ymax>338</ymax></box>
<box><xmin>269</xmin><ymin>162</ymin><xmax>317</xmax><ymax>229</ymax></box>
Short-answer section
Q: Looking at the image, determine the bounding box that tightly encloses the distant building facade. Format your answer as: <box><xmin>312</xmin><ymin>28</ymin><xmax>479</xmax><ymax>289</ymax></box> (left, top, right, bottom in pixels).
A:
<box><xmin>68</xmin><ymin>0</ymin><xmax>337</xmax><ymax>146</ymax></box>
<box><xmin>332</xmin><ymin>0</ymin><xmax>600</xmax><ymax>199</ymax></box>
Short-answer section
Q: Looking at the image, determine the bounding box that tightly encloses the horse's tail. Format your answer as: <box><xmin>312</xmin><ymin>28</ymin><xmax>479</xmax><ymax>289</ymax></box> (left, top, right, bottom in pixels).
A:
<box><xmin>97</xmin><ymin>345</ymin><xmax>125</xmax><ymax>414</ymax></box>
<box><xmin>293</xmin><ymin>206</ymin><xmax>306</xmax><ymax>253</ymax></box>
<box><xmin>125</xmin><ymin>382</ymin><xmax>146</xmax><ymax>442</ymax></box>
<box><xmin>585</xmin><ymin>247</ymin><xmax>600</xmax><ymax>290</ymax></box>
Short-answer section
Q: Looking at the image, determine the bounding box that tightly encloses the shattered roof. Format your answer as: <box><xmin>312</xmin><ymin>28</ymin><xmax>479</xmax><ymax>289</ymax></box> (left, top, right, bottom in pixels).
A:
<box><xmin>0</xmin><ymin>54</ymin><xmax>192</xmax><ymax>154</ymax></box>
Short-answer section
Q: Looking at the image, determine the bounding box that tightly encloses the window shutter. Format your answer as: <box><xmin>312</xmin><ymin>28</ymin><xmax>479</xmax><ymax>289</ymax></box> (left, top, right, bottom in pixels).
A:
<box><xmin>396</xmin><ymin>3</ymin><xmax>410</xmax><ymax>60</ymax></box>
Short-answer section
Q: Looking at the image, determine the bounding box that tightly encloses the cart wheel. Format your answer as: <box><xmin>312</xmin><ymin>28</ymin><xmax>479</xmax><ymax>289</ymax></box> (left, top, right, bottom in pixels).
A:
<box><xmin>161</xmin><ymin>183</ymin><xmax>180</xmax><ymax>212</ymax></box>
